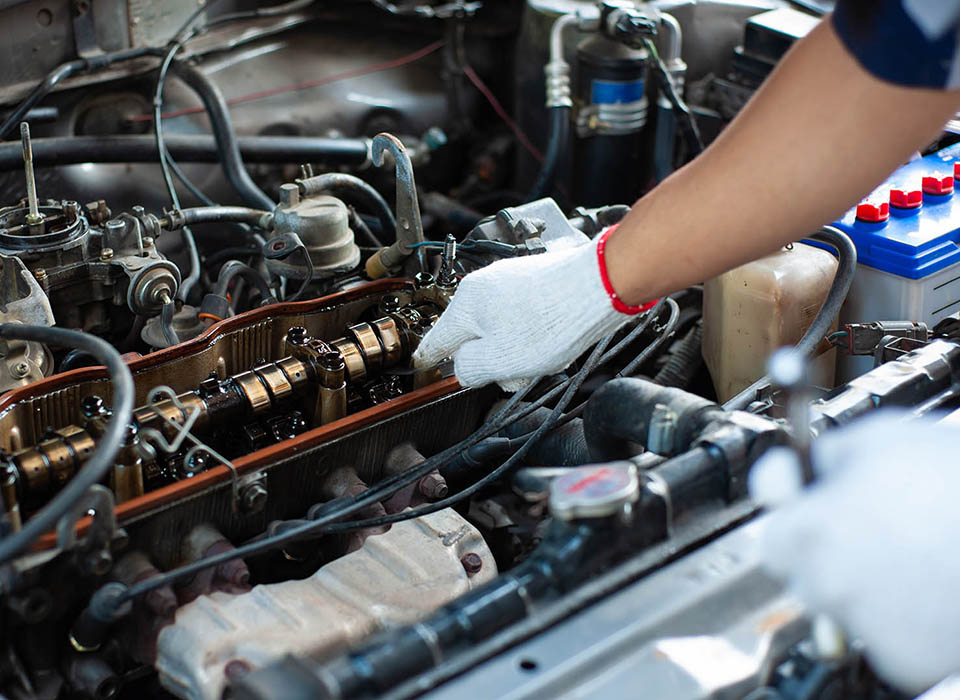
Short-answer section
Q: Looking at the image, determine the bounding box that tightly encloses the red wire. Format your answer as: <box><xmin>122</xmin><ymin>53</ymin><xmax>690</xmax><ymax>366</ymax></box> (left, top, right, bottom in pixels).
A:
<box><xmin>130</xmin><ymin>39</ymin><xmax>447</xmax><ymax>123</ymax></box>
<box><xmin>461</xmin><ymin>64</ymin><xmax>544</xmax><ymax>164</ymax></box>
<box><xmin>132</xmin><ymin>38</ymin><xmax>546</xmax><ymax>170</ymax></box>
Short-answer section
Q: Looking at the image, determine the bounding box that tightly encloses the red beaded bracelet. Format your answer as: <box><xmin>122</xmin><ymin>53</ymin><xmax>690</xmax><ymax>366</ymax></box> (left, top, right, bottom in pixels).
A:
<box><xmin>596</xmin><ymin>225</ymin><xmax>660</xmax><ymax>316</ymax></box>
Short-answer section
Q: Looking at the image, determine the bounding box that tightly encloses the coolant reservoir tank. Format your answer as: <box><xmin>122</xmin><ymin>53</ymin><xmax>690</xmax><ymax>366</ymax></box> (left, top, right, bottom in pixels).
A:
<box><xmin>702</xmin><ymin>243</ymin><xmax>838</xmax><ymax>403</ymax></box>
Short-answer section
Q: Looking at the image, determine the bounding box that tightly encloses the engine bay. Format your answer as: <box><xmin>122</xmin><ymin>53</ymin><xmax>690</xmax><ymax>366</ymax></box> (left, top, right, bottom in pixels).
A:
<box><xmin>1</xmin><ymin>1</ymin><xmax>958</xmax><ymax>699</ymax></box>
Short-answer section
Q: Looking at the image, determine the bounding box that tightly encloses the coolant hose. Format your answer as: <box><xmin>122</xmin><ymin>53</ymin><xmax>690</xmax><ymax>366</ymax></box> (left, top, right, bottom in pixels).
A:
<box><xmin>528</xmin><ymin>12</ymin><xmax>578</xmax><ymax>201</ymax></box>
<box><xmin>168</xmin><ymin>61</ymin><xmax>275</xmax><ymax>211</ymax></box>
<box><xmin>583</xmin><ymin>377</ymin><xmax>724</xmax><ymax>461</ymax></box>
<box><xmin>174</xmin><ymin>206</ymin><xmax>272</xmax><ymax>230</ymax></box>
<box><xmin>527</xmin><ymin>107</ymin><xmax>571</xmax><ymax>200</ymax></box>
<box><xmin>0</xmin><ymin>325</ymin><xmax>134</xmax><ymax>564</ymax></box>
<box><xmin>723</xmin><ymin>226</ymin><xmax>857</xmax><ymax>411</ymax></box>
<box><xmin>496</xmin><ymin>405</ymin><xmax>588</xmax><ymax>466</ymax></box>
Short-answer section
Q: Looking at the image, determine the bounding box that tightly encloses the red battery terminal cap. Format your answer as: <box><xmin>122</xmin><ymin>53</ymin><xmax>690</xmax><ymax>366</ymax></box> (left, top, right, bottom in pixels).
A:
<box><xmin>954</xmin><ymin>162</ymin><xmax>960</xmax><ymax>180</ymax></box>
<box><xmin>855</xmin><ymin>201</ymin><xmax>889</xmax><ymax>223</ymax></box>
<box><xmin>923</xmin><ymin>175</ymin><xmax>954</xmax><ymax>196</ymax></box>
<box><xmin>890</xmin><ymin>188</ymin><xmax>923</xmax><ymax>209</ymax></box>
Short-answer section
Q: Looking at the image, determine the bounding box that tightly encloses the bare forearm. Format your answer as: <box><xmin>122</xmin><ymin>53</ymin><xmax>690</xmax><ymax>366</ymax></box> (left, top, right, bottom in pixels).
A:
<box><xmin>606</xmin><ymin>18</ymin><xmax>960</xmax><ymax>306</ymax></box>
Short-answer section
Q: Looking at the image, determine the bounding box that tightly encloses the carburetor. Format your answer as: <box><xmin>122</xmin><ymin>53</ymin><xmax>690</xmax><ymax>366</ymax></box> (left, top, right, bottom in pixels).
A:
<box><xmin>0</xmin><ymin>125</ymin><xmax>180</xmax><ymax>391</ymax></box>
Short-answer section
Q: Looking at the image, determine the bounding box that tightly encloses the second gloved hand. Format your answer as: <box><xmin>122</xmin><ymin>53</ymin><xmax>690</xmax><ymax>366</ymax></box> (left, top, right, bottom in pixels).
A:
<box><xmin>413</xmin><ymin>228</ymin><xmax>651</xmax><ymax>390</ymax></box>
<box><xmin>749</xmin><ymin>413</ymin><xmax>960</xmax><ymax>693</ymax></box>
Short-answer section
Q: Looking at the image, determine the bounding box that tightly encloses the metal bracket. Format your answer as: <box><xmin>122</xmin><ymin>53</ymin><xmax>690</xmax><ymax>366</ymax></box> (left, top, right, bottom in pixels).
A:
<box><xmin>71</xmin><ymin>0</ymin><xmax>103</xmax><ymax>58</ymax></box>
<box><xmin>372</xmin><ymin>133</ymin><xmax>424</xmax><ymax>251</ymax></box>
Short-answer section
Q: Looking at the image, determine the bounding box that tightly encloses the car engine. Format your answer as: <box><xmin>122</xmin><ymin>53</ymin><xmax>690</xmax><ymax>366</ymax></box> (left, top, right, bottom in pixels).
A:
<box><xmin>0</xmin><ymin>1</ymin><xmax>957</xmax><ymax>699</ymax></box>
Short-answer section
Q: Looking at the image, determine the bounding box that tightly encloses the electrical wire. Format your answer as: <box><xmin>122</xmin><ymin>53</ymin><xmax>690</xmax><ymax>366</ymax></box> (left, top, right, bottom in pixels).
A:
<box><xmin>0</xmin><ymin>325</ymin><xmax>134</xmax><ymax>564</ymax></box>
<box><xmin>324</xmin><ymin>333</ymin><xmax>614</xmax><ymax>533</ymax></box>
<box><xmin>260</xmin><ymin>306</ymin><xmax>673</xmax><ymax>536</ymax></box>
<box><xmin>166</xmin><ymin>147</ymin><xmax>217</xmax><ymax>206</ymax></box>
<box><xmin>105</xmin><ymin>300</ymin><xmax>668</xmax><ymax>604</ymax></box>
<box><xmin>130</xmin><ymin>40</ymin><xmax>447</xmax><ymax>124</ymax></box>
<box><xmin>618</xmin><ymin>297</ymin><xmax>681</xmax><ymax>378</ymax></box>
<box><xmin>154</xmin><ymin>42</ymin><xmax>201</xmax><ymax>302</ymax></box>
<box><xmin>827</xmin><ymin>330</ymin><xmax>848</xmax><ymax>346</ymax></box>
<box><xmin>642</xmin><ymin>38</ymin><xmax>703</xmax><ymax>157</ymax></box>
<box><xmin>116</xmin><ymin>383</ymin><xmax>539</xmax><ymax>603</ymax></box>
<box><xmin>462</xmin><ymin>64</ymin><xmax>544</xmax><ymax>164</ymax></box>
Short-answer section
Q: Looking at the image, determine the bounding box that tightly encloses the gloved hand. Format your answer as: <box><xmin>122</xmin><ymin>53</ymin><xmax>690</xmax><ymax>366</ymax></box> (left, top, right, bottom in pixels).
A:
<box><xmin>748</xmin><ymin>412</ymin><xmax>960</xmax><ymax>693</ymax></box>
<box><xmin>413</xmin><ymin>227</ymin><xmax>655</xmax><ymax>391</ymax></box>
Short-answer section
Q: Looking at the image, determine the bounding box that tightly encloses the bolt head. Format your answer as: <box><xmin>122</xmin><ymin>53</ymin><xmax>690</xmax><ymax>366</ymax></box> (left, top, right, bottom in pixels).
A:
<box><xmin>81</xmin><ymin>395</ymin><xmax>106</xmax><ymax>418</ymax></box>
<box><xmin>380</xmin><ymin>295</ymin><xmax>401</xmax><ymax>313</ymax></box>
<box><xmin>100</xmin><ymin>247</ymin><xmax>114</xmax><ymax>261</ymax></box>
<box><xmin>418</xmin><ymin>474</ymin><xmax>448</xmax><ymax>500</ymax></box>
<box><xmin>460</xmin><ymin>552</ymin><xmax>483</xmax><ymax>575</ymax></box>
<box><xmin>414</xmin><ymin>272</ymin><xmax>435</xmax><ymax>289</ymax></box>
<box><xmin>85</xmin><ymin>549</ymin><xmax>113</xmax><ymax>576</ymax></box>
<box><xmin>224</xmin><ymin>659</ymin><xmax>252</xmax><ymax>680</ymax></box>
<box><xmin>11</xmin><ymin>361</ymin><xmax>29</xmax><ymax>378</ymax></box>
<box><xmin>240</xmin><ymin>482</ymin><xmax>268</xmax><ymax>513</ymax></box>
<box><xmin>286</xmin><ymin>326</ymin><xmax>307</xmax><ymax>346</ymax></box>
<box><xmin>32</xmin><ymin>268</ymin><xmax>46</xmax><ymax>280</ymax></box>
<box><xmin>143</xmin><ymin>236</ymin><xmax>154</xmax><ymax>248</ymax></box>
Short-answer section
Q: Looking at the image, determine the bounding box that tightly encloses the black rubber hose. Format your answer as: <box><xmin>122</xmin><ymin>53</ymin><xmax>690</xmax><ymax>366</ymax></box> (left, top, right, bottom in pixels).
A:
<box><xmin>583</xmin><ymin>378</ymin><xmax>723</xmax><ymax>462</ymax></box>
<box><xmin>0</xmin><ymin>325</ymin><xmax>134</xmax><ymax>564</ymax></box>
<box><xmin>496</xmin><ymin>405</ymin><xmax>588</xmax><ymax>466</ymax></box>
<box><xmin>653</xmin><ymin>320</ymin><xmax>703</xmax><ymax>389</ymax></box>
<box><xmin>0</xmin><ymin>46</ymin><xmax>166</xmax><ymax>140</ymax></box>
<box><xmin>527</xmin><ymin>107</ymin><xmax>570</xmax><ymax>201</ymax></box>
<box><xmin>723</xmin><ymin>226</ymin><xmax>857</xmax><ymax>411</ymax></box>
<box><xmin>177</xmin><ymin>206</ymin><xmax>271</xmax><ymax>229</ymax></box>
<box><xmin>0</xmin><ymin>135</ymin><xmax>370</xmax><ymax>171</ymax></box>
<box><xmin>168</xmin><ymin>61</ymin><xmax>275</xmax><ymax>210</ymax></box>
<box><xmin>214</xmin><ymin>260</ymin><xmax>276</xmax><ymax>302</ymax></box>
<box><xmin>297</xmin><ymin>173</ymin><xmax>396</xmax><ymax>241</ymax></box>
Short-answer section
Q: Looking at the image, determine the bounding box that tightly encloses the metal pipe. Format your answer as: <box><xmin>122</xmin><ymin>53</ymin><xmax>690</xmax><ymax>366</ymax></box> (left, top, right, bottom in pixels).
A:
<box><xmin>0</xmin><ymin>135</ymin><xmax>372</xmax><ymax>171</ymax></box>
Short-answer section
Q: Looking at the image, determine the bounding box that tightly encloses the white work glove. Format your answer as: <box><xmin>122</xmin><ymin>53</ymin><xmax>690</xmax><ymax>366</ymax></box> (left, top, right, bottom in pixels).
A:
<box><xmin>748</xmin><ymin>412</ymin><xmax>960</xmax><ymax>693</ymax></box>
<box><xmin>413</xmin><ymin>228</ymin><xmax>651</xmax><ymax>391</ymax></box>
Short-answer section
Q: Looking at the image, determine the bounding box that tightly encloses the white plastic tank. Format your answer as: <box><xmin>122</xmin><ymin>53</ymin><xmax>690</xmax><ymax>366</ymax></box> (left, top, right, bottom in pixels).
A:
<box><xmin>702</xmin><ymin>243</ymin><xmax>838</xmax><ymax>403</ymax></box>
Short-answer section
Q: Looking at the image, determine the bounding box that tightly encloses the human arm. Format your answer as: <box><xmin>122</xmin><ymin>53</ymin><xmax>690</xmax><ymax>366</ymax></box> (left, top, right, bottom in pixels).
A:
<box><xmin>606</xmin><ymin>17</ymin><xmax>960</xmax><ymax>305</ymax></box>
<box><xmin>415</xmin><ymin>9</ymin><xmax>960</xmax><ymax>388</ymax></box>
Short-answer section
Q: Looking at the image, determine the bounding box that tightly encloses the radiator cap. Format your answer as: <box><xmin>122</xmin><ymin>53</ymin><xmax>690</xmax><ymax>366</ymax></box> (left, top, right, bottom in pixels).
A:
<box><xmin>549</xmin><ymin>462</ymin><xmax>639</xmax><ymax>521</ymax></box>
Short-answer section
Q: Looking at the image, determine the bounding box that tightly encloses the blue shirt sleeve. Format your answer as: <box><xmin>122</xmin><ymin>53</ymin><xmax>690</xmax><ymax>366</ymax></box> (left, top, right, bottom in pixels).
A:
<box><xmin>832</xmin><ymin>0</ymin><xmax>960</xmax><ymax>88</ymax></box>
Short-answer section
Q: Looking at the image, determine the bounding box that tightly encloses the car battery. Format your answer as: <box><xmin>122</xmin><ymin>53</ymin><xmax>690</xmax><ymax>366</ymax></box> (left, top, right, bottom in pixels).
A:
<box><xmin>829</xmin><ymin>142</ymin><xmax>960</xmax><ymax>380</ymax></box>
